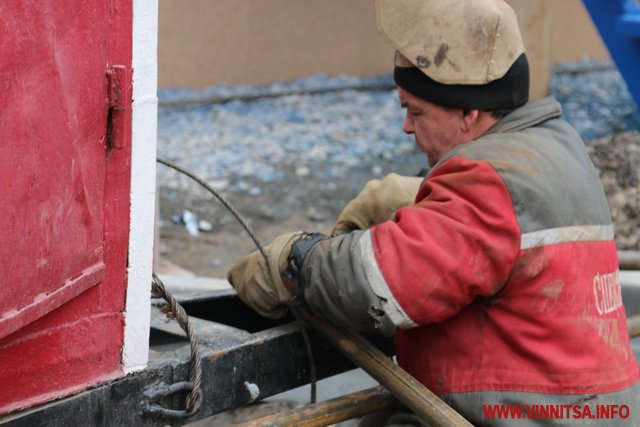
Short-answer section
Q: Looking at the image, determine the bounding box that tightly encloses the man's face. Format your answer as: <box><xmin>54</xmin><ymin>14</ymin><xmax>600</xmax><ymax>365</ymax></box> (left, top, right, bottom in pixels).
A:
<box><xmin>398</xmin><ymin>87</ymin><xmax>465</xmax><ymax>167</ymax></box>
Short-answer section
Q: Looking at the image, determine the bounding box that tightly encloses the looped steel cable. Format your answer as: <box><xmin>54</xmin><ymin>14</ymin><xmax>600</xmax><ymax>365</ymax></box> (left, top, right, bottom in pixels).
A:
<box><xmin>156</xmin><ymin>157</ymin><xmax>317</xmax><ymax>403</ymax></box>
<box><xmin>149</xmin><ymin>273</ymin><xmax>203</xmax><ymax>417</ymax></box>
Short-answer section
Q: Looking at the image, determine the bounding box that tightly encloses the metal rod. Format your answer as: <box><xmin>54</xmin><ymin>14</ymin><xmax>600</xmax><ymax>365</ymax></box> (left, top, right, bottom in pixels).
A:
<box><xmin>243</xmin><ymin>386</ymin><xmax>395</xmax><ymax>427</ymax></box>
<box><xmin>628</xmin><ymin>314</ymin><xmax>640</xmax><ymax>338</ymax></box>
<box><xmin>303</xmin><ymin>314</ymin><xmax>473</xmax><ymax>426</ymax></box>
<box><xmin>619</xmin><ymin>251</ymin><xmax>640</xmax><ymax>271</ymax></box>
<box><xmin>158</xmin><ymin>82</ymin><xmax>396</xmax><ymax>107</ymax></box>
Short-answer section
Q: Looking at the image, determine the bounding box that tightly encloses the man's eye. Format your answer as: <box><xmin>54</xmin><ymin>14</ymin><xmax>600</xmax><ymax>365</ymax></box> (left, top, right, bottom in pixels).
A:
<box><xmin>410</xmin><ymin>110</ymin><xmax>422</xmax><ymax>117</ymax></box>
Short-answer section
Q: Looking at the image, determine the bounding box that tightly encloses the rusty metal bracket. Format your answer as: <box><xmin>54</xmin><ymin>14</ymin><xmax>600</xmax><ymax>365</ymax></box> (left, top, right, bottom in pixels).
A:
<box><xmin>105</xmin><ymin>65</ymin><xmax>131</xmax><ymax>150</ymax></box>
<box><xmin>141</xmin><ymin>381</ymin><xmax>196</xmax><ymax>419</ymax></box>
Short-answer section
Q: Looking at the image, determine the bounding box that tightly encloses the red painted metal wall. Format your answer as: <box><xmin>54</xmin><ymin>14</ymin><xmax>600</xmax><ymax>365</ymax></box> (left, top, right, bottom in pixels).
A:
<box><xmin>0</xmin><ymin>0</ymin><xmax>133</xmax><ymax>414</ymax></box>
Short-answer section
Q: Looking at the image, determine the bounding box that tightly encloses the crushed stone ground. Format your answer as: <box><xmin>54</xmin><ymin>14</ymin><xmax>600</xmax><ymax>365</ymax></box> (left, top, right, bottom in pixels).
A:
<box><xmin>157</xmin><ymin>63</ymin><xmax>640</xmax><ymax>277</ymax></box>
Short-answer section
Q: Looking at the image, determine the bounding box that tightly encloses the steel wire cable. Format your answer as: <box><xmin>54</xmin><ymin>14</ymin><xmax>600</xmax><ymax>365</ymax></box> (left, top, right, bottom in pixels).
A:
<box><xmin>151</xmin><ymin>273</ymin><xmax>202</xmax><ymax>415</ymax></box>
<box><xmin>156</xmin><ymin>157</ymin><xmax>318</xmax><ymax>405</ymax></box>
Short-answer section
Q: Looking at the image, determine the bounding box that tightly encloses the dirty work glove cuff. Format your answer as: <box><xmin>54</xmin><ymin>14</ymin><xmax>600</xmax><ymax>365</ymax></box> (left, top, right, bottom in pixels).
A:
<box><xmin>284</xmin><ymin>233</ymin><xmax>327</xmax><ymax>305</ymax></box>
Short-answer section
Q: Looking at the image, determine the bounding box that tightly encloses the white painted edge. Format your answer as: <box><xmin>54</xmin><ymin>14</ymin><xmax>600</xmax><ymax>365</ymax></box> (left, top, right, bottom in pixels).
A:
<box><xmin>123</xmin><ymin>0</ymin><xmax>158</xmax><ymax>373</ymax></box>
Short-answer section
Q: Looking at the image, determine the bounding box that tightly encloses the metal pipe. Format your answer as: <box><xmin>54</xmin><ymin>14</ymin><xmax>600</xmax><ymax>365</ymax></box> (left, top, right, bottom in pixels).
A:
<box><xmin>158</xmin><ymin>82</ymin><xmax>396</xmax><ymax>108</ymax></box>
<box><xmin>619</xmin><ymin>251</ymin><xmax>640</xmax><ymax>271</ymax></box>
<box><xmin>628</xmin><ymin>314</ymin><xmax>640</xmax><ymax>338</ymax></box>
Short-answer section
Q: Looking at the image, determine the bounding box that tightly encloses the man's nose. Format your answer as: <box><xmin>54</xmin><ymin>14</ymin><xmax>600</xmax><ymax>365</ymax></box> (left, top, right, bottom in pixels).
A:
<box><xmin>402</xmin><ymin>115</ymin><xmax>414</xmax><ymax>134</ymax></box>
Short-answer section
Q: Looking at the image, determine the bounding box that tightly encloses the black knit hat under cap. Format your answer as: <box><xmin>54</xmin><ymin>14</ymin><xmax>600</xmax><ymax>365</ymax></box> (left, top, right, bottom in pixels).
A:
<box><xmin>394</xmin><ymin>53</ymin><xmax>530</xmax><ymax>110</ymax></box>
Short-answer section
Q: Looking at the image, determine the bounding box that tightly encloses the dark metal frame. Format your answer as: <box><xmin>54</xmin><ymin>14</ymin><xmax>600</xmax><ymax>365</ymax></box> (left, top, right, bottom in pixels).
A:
<box><xmin>0</xmin><ymin>289</ymin><xmax>391</xmax><ymax>427</ymax></box>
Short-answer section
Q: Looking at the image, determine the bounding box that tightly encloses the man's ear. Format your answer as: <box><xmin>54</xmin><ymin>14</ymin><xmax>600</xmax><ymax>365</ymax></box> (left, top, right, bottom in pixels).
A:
<box><xmin>460</xmin><ymin>109</ymin><xmax>480</xmax><ymax>132</ymax></box>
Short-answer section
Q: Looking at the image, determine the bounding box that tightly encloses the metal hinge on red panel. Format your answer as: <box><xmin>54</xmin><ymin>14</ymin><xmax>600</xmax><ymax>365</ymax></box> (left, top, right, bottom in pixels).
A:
<box><xmin>105</xmin><ymin>65</ymin><xmax>132</xmax><ymax>150</ymax></box>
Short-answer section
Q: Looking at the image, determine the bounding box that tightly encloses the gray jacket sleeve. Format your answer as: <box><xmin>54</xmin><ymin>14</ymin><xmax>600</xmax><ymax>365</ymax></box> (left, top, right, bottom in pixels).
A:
<box><xmin>297</xmin><ymin>230</ymin><xmax>397</xmax><ymax>335</ymax></box>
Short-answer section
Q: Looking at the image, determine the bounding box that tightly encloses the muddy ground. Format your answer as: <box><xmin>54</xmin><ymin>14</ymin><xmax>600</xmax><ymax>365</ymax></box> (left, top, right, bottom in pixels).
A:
<box><xmin>158</xmin><ymin>131</ymin><xmax>640</xmax><ymax>279</ymax></box>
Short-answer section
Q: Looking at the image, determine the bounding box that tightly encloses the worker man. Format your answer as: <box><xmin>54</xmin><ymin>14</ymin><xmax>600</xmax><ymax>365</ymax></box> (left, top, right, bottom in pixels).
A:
<box><xmin>228</xmin><ymin>0</ymin><xmax>640</xmax><ymax>424</ymax></box>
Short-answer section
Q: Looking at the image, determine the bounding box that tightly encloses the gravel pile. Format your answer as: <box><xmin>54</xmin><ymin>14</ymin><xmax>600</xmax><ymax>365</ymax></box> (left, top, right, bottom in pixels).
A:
<box><xmin>551</xmin><ymin>59</ymin><xmax>640</xmax><ymax>140</ymax></box>
<box><xmin>157</xmin><ymin>75</ymin><xmax>424</xmax><ymax>225</ymax></box>
<box><xmin>157</xmin><ymin>60</ymin><xmax>640</xmax><ymax>248</ymax></box>
<box><xmin>587</xmin><ymin>132</ymin><xmax>640</xmax><ymax>250</ymax></box>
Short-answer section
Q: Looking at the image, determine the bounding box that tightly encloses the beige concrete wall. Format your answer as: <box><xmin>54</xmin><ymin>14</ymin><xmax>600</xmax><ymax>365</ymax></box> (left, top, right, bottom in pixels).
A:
<box><xmin>506</xmin><ymin>0</ymin><xmax>609</xmax><ymax>99</ymax></box>
<box><xmin>158</xmin><ymin>0</ymin><xmax>393</xmax><ymax>89</ymax></box>
<box><xmin>550</xmin><ymin>0</ymin><xmax>609</xmax><ymax>63</ymax></box>
<box><xmin>158</xmin><ymin>0</ymin><xmax>609</xmax><ymax>99</ymax></box>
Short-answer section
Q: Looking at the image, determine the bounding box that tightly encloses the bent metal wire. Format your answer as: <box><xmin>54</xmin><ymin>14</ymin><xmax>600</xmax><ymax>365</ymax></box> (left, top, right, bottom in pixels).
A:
<box><xmin>154</xmin><ymin>157</ymin><xmax>318</xmax><ymax>418</ymax></box>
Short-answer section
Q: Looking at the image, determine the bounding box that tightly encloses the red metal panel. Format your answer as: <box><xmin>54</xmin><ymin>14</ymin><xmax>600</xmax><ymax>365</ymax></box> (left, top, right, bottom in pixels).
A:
<box><xmin>0</xmin><ymin>263</ymin><xmax>105</xmax><ymax>339</ymax></box>
<box><xmin>0</xmin><ymin>0</ymin><xmax>132</xmax><ymax>414</ymax></box>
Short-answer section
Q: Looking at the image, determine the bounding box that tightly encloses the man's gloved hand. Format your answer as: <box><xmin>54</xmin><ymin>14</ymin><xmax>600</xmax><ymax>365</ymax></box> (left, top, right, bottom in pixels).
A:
<box><xmin>331</xmin><ymin>173</ymin><xmax>423</xmax><ymax>236</ymax></box>
<box><xmin>227</xmin><ymin>231</ymin><xmax>303</xmax><ymax>319</ymax></box>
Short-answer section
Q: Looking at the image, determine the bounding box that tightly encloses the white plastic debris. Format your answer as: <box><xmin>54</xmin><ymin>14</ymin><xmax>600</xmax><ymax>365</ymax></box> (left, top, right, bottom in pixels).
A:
<box><xmin>183</xmin><ymin>210</ymin><xmax>199</xmax><ymax>236</ymax></box>
<box><xmin>198</xmin><ymin>219</ymin><xmax>213</xmax><ymax>232</ymax></box>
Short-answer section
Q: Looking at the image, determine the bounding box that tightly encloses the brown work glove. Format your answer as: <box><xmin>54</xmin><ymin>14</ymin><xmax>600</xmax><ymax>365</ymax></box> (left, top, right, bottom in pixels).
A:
<box><xmin>227</xmin><ymin>231</ymin><xmax>303</xmax><ymax>319</ymax></box>
<box><xmin>331</xmin><ymin>173</ymin><xmax>423</xmax><ymax>236</ymax></box>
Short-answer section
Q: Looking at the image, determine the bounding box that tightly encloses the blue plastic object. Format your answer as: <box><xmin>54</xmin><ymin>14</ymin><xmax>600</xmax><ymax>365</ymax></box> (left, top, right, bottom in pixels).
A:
<box><xmin>582</xmin><ymin>0</ymin><xmax>640</xmax><ymax>108</ymax></box>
